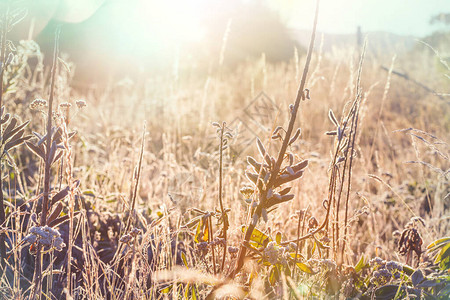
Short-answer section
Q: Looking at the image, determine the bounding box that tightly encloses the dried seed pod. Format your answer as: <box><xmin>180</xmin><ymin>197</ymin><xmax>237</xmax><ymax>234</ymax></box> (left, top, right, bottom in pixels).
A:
<box><xmin>212</xmin><ymin>122</ymin><xmax>220</xmax><ymax>128</ymax></box>
<box><xmin>267</xmin><ymin>188</ymin><xmax>273</xmax><ymax>199</ymax></box>
<box><xmin>288</xmin><ymin>128</ymin><xmax>301</xmax><ymax>145</ymax></box>
<box><xmin>325</xmin><ymin>131</ymin><xmax>337</xmax><ymax>136</ymax></box>
<box><xmin>288</xmin><ymin>153</ymin><xmax>294</xmax><ymax>166</ymax></box>
<box><xmin>264</xmin><ymin>154</ymin><xmax>272</xmax><ymax>166</ymax></box>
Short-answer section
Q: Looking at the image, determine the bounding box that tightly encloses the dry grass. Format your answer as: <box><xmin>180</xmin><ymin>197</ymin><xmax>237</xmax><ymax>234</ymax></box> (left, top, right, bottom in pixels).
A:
<box><xmin>0</xmin><ymin>2</ymin><xmax>449</xmax><ymax>300</ymax></box>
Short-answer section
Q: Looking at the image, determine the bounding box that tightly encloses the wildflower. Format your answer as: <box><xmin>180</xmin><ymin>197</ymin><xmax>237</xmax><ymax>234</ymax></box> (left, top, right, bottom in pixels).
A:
<box><xmin>30</xmin><ymin>99</ymin><xmax>47</xmax><ymax>110</ymax></box>
<box><xmin>320</xmin><ymin>259</ymin><xmax>337</xmax><ymax>271</ymax></box>
<box><xmin>24</xmin><ymin>225</ymin><xmax>66</xmax><ymax>253</ymax></box>
<box><xmin>385</xmin><ymin>260</ymin><xmax>402</xmax><ymax>273</ymax></box>
<box><xmin>228</xmin><ymin>246</ymin><xmax>239</xmax><ymax>254</ymax></box>
<box><xmin>341</xmin><ymin>278</ymin><xmax>355</xmax><ymax>298</ymax></box>
<box><xmin>75</xmin><ymin>99</ymin><xmax>87</xmax><ymax>109</ymax></box>
<box><xmin>59</xmin><ymin>102</ymin><xmax>72</xmax><ymax>108</ymax></box>
<box><xmin>240</xmin><ymin>186</ymin><xmax>254</xmax><ymax>198</ymax></box>
<box><xmin>130</xmin><ymin>228</ymin><xmax>142</xmax><ymax>237</ymax></box>
<box><xmin>372</xmin><ymin>268</ymin><xmax>392</xmax><ymax>285</ymax></box>
<box><xmin>120</xmin><ymin>234</ymin><xmax>132</xmax><ymax>244</ymax></box>
<box><xmin>197</xmin><ymin>242</ymin><xmax>209</xmax><ymax>257</ymax></box>
<box><xmin>263</xmin><ymin>241</ymin><xmax>279</xmax><ymax>265</ymax></box>
<box><xmin>369</xmin><ymin>257</ymin><xmax>385</xmax><ymax>268</ymax></box>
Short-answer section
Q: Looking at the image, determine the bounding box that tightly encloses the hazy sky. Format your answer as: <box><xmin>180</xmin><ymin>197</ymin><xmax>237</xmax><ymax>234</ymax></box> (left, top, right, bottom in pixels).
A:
<box><xmin>272</xmin><ymin>0</ymin><xmax>450</xmax><ymax>36</ymax></box>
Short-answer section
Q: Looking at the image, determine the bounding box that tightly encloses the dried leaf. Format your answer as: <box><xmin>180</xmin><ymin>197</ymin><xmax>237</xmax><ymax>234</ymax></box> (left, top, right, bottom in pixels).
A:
<box><xmin>256</xmin><ymin>137</ymin><xmax>266</xmax><ymax>158</ymax></box>
<box><xmin>4</xmin><ymin>135</ymin><xmax>32</xmax><ymax>152</ymax></box>
<box><xmin>25</xmin><ymin>141</ymin><xmax>45</xmax><ymax>160</ymax></box>
<box><xmin>47</xmin><ymin>202</ymin><xmax>64</xmax><ymax>224</ymax></box>
<box><xmin>288</xmin><ymin>128</ymin><xmax>301</xmax><ymax>145</ymax></box>
<box><xmin>328</xmin><ymin>109</ymin><xmax>339</xmax><ymax>127</ymax></box>
<box><xmin>2</xmin><ymin>120</ymin><xmax>30</xmax><ymax>143</ymax></box>
<box><xmin>50</xmin><ymin>186</ymin><xmax>70</xmax><ymax>207</ymax></box>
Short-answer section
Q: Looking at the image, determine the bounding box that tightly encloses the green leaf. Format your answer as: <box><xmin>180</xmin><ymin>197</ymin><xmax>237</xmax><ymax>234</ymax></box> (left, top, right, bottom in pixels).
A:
<box><xmin>194</xmin><ymin>218</ymin><xmax>208</xmax><ymax>243</ymax></box>
<box><xmin>411</xmin><ymin>269</ymin><xmax>424</xmax><ymax>287</ymax></box>
<box><xmin>276</xmin><ymin>232</ymin><xmax>282</xmax><ymax>245</ymax></box>
<box><xmin>427</xmin><ymin>237</ymin><xmax>450</xmax><ymax>251</ymax></box>
<box><xmin>296</xmin><ymin>262</ymin><xmax>315</xmax><ymax>274</ymax></box>
<box><xmin>417</xmin><ymin>279</ymin><xmax>441</xmax><ymax>288</ymax></box>
<box><xmin>181</xmin><ymin>252</ymin><xmax>188</xmax><ymax>268</ymax></box>
<box><xmin>375</xmin><ymin>285</ymin><xmax>401</xmax><ymax>300</ymax></box>
<box><xmin>242</xmin><ymin>226</ymin><xmax>271</xmax><ymax>247</ymax></box>
<box><xmin>82</xmin><ymin>190</ymin><xmax>96</xmax><ymax>197</ymax></box>
<box><xmin>289</xmin><ymin>252</ymin><xmax>304</xmax><ymax>261</ymax></box>
<box><xmin>355</xmin><ymin>255</ymin><xmax>367</xmax><ymax>273</ymax></box>
<box><xmin>402</xmin><ymin>264</ymin><xmax>415</xmax><ymax>276</ymax></box>
<box><xmin>434</xmin><ymin>242</ymin><xmax>450</xmax><ymax>269</ymax></box>
<box><xmin>160</xmin><ymin>285</ymin><xmax>172</xmax><ymax>294</ymax></box>
<box><xmin>191</xmin><ymin>285</ymin><xmax>197</xmax><ymax>300</ymax></box>
<box><xmin>269</xmin><ymin>266</ymin><xmax>280</xmax><ymax>286</ymax></box>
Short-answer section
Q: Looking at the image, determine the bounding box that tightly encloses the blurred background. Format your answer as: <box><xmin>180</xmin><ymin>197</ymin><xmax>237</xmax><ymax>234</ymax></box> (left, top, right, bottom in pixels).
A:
<box><xmin>6</xmin><ymin>0</ymin><xmax>450</xmax><ymax>85</ymax></box>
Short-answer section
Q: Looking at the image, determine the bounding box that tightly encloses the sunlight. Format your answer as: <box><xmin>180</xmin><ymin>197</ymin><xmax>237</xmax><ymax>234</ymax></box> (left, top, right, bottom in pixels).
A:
<box><xmin>137</xmin><ymin>0</ymin><xmax>207</xmax><ymax>44</ymax></box>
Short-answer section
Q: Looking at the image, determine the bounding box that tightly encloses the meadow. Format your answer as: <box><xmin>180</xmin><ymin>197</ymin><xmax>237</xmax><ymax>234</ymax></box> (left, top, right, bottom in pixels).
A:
<box><xmin>0</xmin><ymin>2</ymin><xmax>449</xmax><ymax>299</ymax></box>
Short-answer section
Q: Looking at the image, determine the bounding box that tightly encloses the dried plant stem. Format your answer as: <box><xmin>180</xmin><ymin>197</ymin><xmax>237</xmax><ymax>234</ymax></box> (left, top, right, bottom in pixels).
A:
<box><xmin>62</xmin><ymin>122</ymin><xmax>75</xmax><ymax>297</ymax></box>
<box><xmin>125</xmin><ymin>123</ymin><xmax>146</xmax><ymax>233</ymax></box>
<box><xmin>0</xmin><ymin>7</ymin><xmax>8</xmax><ymax>270</ymax></box>
<box><xmin>31</xmin><ymin>25</ymin><xmax>60</xmax><ymax>300</ymax></box>
<box><xmin>293</xmin><ymin>209</ymin><xmax>305</xmax><ymax>282</ymax></box>
<box><xmin>341</xmin><ymin>107</ymin><xmax>359</xmax><ymax>263</ymax></box>
<box><xmin>231</xmin><ymin>0</ymin><xmax>320</xmax><ymax>278</ymax></box>
<box><xmin>112</xmin><ymin>123</ymin><xmax>146</xmax><ymax>269</ymax></box>
<box><xmin>218</xmin><ymin>122</ymin><xmax>228</xmax><ymax>273</ymax></box>
<box><xmin>41</xmin><ymin>26</ymin><xmax>60</xmax><ymax>226</ymax></box>
<box><xmin>209</xmin><ymin>215</ymin><xmax>217</xmax><ymax>275</ymax></box>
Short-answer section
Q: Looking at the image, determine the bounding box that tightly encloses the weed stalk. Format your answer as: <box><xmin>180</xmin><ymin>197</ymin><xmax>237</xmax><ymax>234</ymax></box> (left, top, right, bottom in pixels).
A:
<box><xmin>230</xmin><ymin>0</ymin><xmax>320</xmax><ymax>277</ymax></box>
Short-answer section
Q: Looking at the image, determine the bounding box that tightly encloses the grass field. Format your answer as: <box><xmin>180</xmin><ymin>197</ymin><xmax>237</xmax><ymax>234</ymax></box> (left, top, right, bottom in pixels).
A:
<box><xmin>0</xmin><ymin>1</ymin><xmax>449</xmax><ymax>299</ymax></box>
